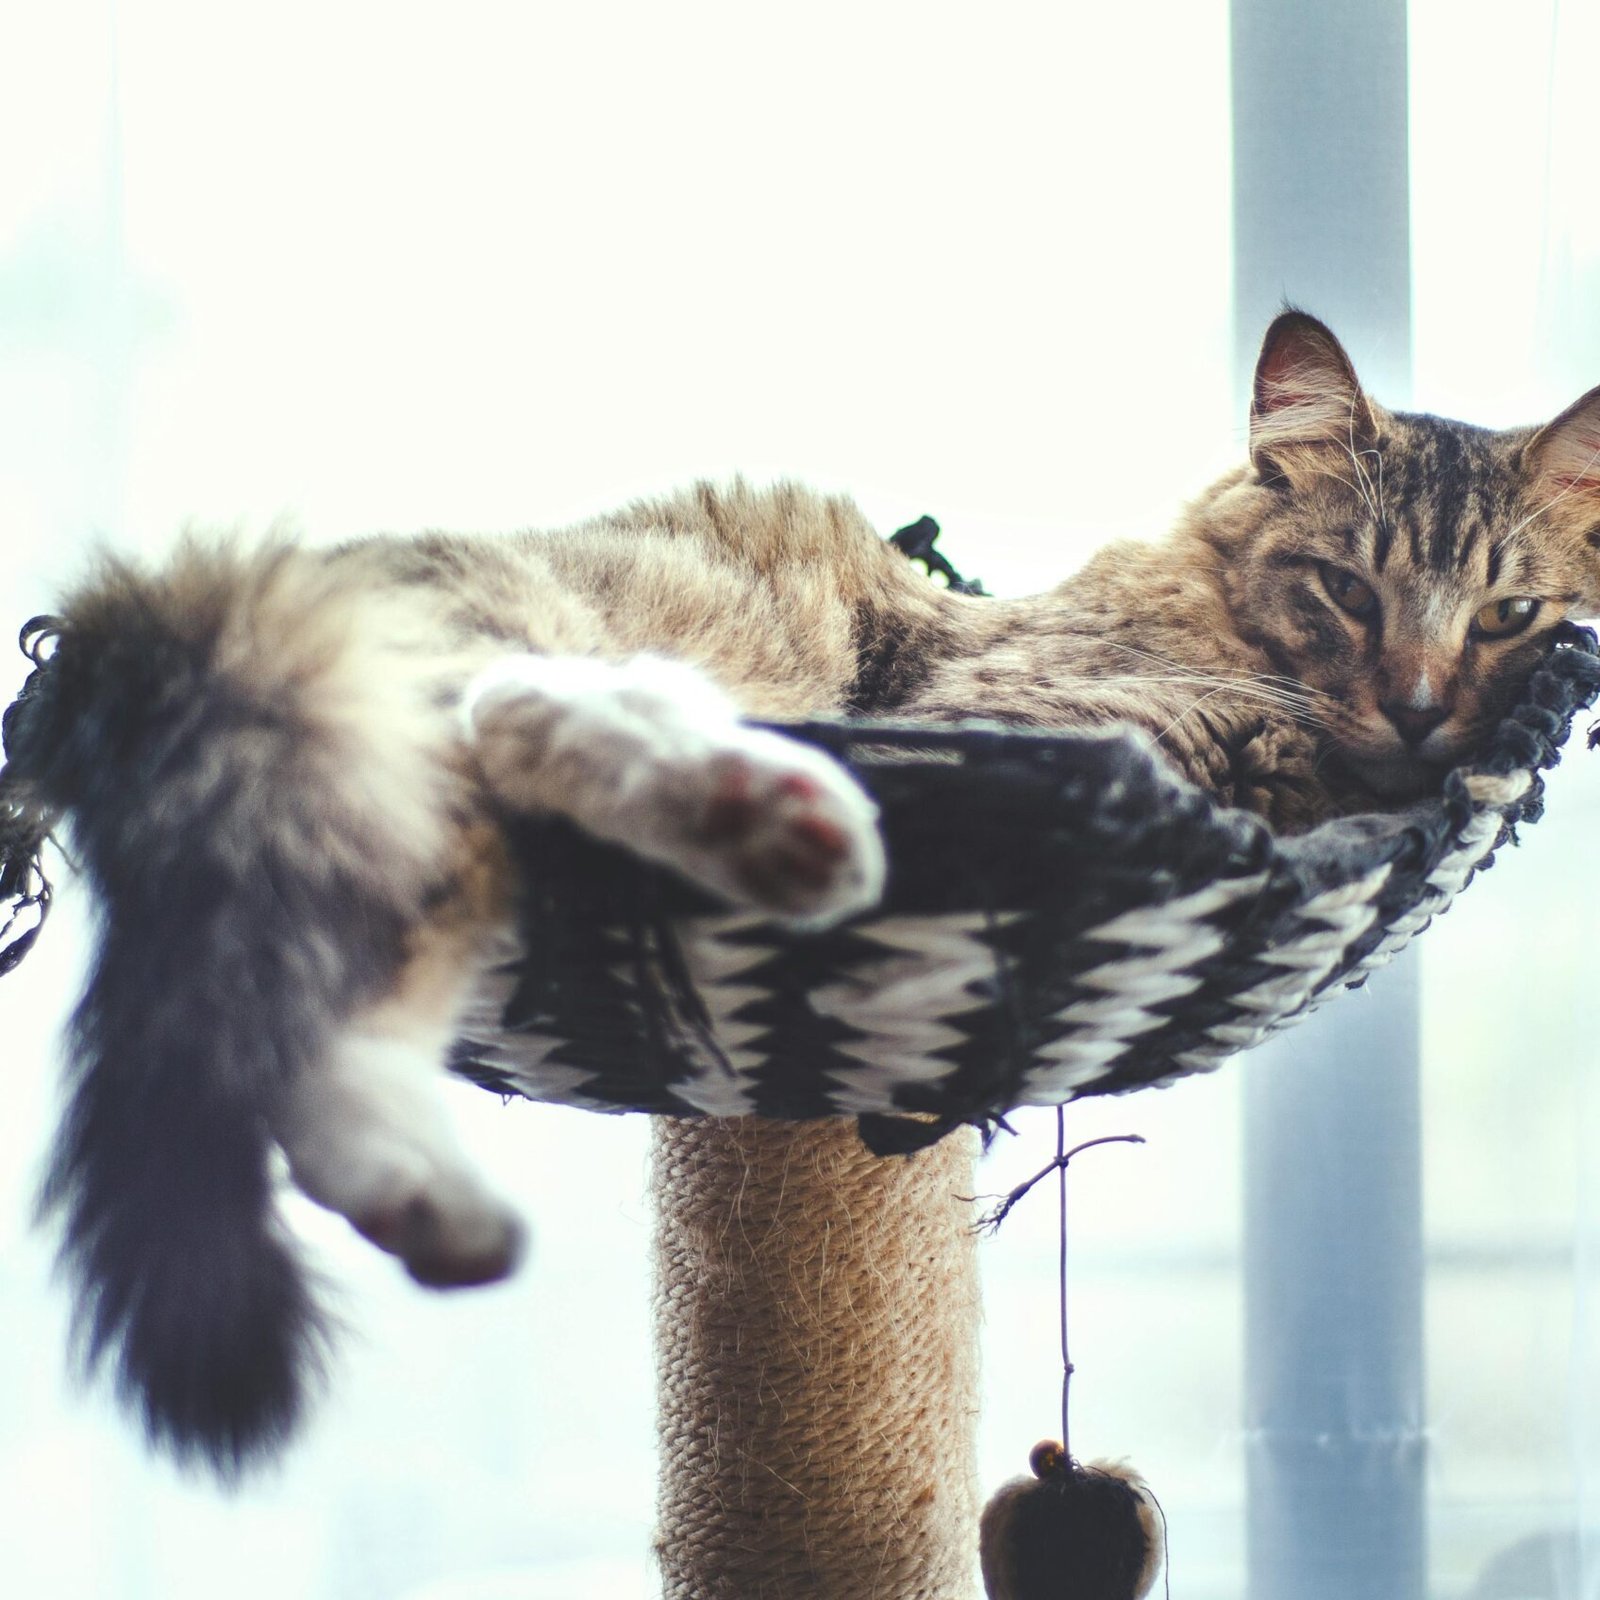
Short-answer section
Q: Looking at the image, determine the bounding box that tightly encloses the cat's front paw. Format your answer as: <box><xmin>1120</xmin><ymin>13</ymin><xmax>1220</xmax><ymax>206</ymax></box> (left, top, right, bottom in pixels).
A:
<box><xmin>683</xmin><ymin>733</ymin><xmax>886</xmax><ymax>927</ymax></box>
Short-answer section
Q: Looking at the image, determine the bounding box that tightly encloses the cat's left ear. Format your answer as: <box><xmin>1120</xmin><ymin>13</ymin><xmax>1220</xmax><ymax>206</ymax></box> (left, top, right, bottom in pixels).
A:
<box><xmin>1525</xmin><ymin>383</ymin><xmax>1600</xmax><ymax>526</ymax></box>
<box><xmin>1526</xmin><ymin>385</ymin><xmax>1600</xmax><ymax>612</ymax></box>
<box><xmin>1249</xmin><ymin>311</ymin><xmax>1377</xmax><ymax>485</ymax></box>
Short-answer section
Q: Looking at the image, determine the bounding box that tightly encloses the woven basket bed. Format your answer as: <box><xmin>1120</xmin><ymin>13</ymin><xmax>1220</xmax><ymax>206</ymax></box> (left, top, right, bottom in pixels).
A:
<box><xmin>450</xmin><ymin>624</ymin><xmax>1600</xmax><ymax>1156</ymax></box>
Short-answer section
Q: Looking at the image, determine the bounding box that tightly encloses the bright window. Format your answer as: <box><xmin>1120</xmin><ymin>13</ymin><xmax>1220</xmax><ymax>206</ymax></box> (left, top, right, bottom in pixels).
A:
<box><xmin>1</xmin><ymin>4</ymin><xmax>1595</xmax><ymax>1596</ymax></box>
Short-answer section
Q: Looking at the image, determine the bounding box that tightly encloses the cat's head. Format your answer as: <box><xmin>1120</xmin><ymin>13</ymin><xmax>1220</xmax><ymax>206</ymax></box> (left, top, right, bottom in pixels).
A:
<box><xmin>1214</xmin><ymin>309</ymin><xmax>1600</xmax><ymax>798</ymax></box>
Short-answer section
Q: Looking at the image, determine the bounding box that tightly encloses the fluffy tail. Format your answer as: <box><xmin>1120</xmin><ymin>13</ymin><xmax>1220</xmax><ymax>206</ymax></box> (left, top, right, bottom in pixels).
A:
<box><xmin>2</xmin><ymin>541</ymin><xmax>458</xmax><ymax>1474</ymax></box>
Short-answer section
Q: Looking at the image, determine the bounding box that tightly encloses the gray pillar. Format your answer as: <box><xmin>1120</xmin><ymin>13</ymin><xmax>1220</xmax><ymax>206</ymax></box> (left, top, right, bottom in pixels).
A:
<box><xmin>1232</xmin><ymin>0</ymin><xmax>1412</xmax><ymax>401</ymax></box>
<box><xmin>1232</xmin><ymin>5</ymin><xmax>1425</xmax><ymax>1598</ymax></box>
<box><xmin>1243</xmin><ymin>957</ymin><xmax>1426</xmax><ymax>1600</ymax></box>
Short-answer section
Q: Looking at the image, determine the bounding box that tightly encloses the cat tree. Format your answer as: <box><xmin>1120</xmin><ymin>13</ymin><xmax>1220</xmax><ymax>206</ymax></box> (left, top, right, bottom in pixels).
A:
<box><xmin>449</xmin><ymin>628</ymin><xmax>1600</xmax><ymax>1596</ymax></box>
<box><xmin>3</xmin><ymin>564</ymin><xmax>1595</xmax><ymax>1592</ymax></box>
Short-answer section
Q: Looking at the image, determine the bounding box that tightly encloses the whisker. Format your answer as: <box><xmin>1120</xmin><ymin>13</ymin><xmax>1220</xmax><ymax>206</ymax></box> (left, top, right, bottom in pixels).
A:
<box><xmin>1342</xmin><ymin>393</ymin><xmax>1380</xmax><ymax>522</ymax></box>
<box><xmin>1113</xmin><ymin>673</ymin><xmax>1323</xmax><ymax>707</ymax></box>
<box><xmin>1150</xmin><ymin>684</ymin><xmax>1237</xmax><ymax>747</ymax></box>
<box><xmin>1094</xmin><ymin>672</ymin><xmax>1337</xmax><ymax>733</ymax></box>
<box><xmin>1310</xmin><ymin>465</ymin><xmax>1375</xmax><ymax>503</ymax></box>
<box><xmin>1093</xmin><ymin>639</ymin><xmax>1342</xmax><ymax>715</ymax></box>
<box><xmin>1500</xmin><ymin>438</ymin><xmax>1600</xmax><ymax>544</ymax></box>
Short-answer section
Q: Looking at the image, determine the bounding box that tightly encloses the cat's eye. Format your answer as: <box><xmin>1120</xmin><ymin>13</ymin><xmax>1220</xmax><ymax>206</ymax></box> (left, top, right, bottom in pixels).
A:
<box><xmin>1319</xmin><ymin>563</ymin><xmax>1378</xmax><ymax>620</ymax></box>
<box><xmin>1471</xmin><ymin>596</ymin><xmax>1541</xmax><ymax>639</ymax></box>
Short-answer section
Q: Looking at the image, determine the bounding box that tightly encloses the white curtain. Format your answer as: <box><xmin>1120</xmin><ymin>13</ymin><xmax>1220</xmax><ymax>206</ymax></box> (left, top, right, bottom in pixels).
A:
<box><xmin>1409</xmin><ymin>7</ymin><xmax>1600</xmax><ymax>1597</ymax></box>
<box><xmin>0</xmin><ymin>3</ymin><xmax>1594</xmax><ymax>1596</ymax></box>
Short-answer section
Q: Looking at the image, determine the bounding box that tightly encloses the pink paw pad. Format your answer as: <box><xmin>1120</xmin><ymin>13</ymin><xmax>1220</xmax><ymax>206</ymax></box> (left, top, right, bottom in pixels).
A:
<box><xmin>699</xmin><ymin>766</ymin><xmax>758</xmax><ymax>842</ymax></box>
<box><xmin>691</xmin><ymin>753</ymin><xmax>874</xmax><ymax>915</ymax></box>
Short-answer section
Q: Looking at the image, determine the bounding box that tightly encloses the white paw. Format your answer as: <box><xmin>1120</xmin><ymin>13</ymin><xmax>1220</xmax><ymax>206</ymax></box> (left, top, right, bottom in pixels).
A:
<box><xmin>461</xmin><ymin>653</ymin><xmax>885</xmax><ymax>927</ymax></box>
<box><xmin>669</xmin><ymin>729</ymin><xmax>886</xmax><ymax>927</ymax></box>
<box><xmin>279</xmin><ymin>1035</ymin><xmax>528</xmax><ymax>1290</ymax></box>
<box><xmin>353</xmin><ymin>1177</ymin><xmax>528</xmax><ymax>1290</ymax></box>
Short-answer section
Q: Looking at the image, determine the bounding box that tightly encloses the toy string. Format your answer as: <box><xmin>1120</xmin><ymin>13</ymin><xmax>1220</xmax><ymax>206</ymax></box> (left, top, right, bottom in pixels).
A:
<box><xmin>1058</xmin><ymin>1105</ymin><xmax>1071</xmax><ymax>1456</ymax></box>
<box><xmin>1057</xmin><ymin>1109</ymin><xmax>1172</xmax><ymax>1598</ymax></box>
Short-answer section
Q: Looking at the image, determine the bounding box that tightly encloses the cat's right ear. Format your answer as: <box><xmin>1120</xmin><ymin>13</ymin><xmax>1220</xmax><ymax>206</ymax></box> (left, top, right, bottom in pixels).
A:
<box><xmin>1249</xmin><ymin>311</ymin><xmax>1376</xmax><ymax>486</ymax></box>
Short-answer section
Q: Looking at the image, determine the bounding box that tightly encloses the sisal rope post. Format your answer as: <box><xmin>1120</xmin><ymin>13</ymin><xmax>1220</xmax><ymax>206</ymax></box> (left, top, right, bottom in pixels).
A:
<box><xmin>652</xmin><ymin>1116</ymin><xmax>981</xmax><ymax>1598</ymax></box>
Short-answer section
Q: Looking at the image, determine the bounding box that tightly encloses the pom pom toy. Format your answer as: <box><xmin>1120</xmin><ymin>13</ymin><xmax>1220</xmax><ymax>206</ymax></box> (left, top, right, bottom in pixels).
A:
<box><xmin>980</xmin><ymin>1442</ymin><xmax>1160</xmax><ymax>1600</ymax></box>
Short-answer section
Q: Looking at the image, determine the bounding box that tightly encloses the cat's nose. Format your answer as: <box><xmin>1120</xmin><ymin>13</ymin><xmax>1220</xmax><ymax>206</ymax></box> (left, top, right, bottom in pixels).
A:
<box><xmin>1380</xmin><ymin>701</ymin><xmax>1448</xmax><ymax>745</ymax></box>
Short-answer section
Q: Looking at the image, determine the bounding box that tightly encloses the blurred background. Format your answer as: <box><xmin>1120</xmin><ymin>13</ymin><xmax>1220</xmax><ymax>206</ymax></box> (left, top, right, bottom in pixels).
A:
<box><xmin>1</xmin><ymin>2</ymin><xmax>1597</xmax><ymax>1595</ymax></box>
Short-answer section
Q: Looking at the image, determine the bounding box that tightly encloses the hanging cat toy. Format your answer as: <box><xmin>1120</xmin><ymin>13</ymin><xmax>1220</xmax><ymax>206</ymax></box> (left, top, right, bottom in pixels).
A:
<box><xmin>973</xmin><ymin>1115</ymin><xmax>1165</xmax><ymax>1600</ymax></box>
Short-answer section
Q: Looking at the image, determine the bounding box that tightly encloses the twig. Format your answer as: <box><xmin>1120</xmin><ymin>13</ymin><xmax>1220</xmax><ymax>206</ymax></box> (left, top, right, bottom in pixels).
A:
<box><xmin>966</xmin><ymin>1133</ymin><xmax>1146</xmax><ymax>1234</ymax></box>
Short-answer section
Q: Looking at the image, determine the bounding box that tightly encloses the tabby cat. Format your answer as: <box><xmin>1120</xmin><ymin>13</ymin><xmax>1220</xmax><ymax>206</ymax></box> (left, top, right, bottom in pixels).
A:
<box><xmin>6</xmin><ymin>311</ymin><xmax>1599</xmax><ymax>1471</ymax></box>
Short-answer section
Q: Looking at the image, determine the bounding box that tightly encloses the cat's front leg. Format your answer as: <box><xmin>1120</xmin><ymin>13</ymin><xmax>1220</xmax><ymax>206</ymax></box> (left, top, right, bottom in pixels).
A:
<box><xmin>461</xmin><ymin>654</ymin><xmax>885</xmax><ymax>926</ymax></box>
<box><xmin>1154</xmin><ymin>706</ymin><xmax>1333</xmax><ymax>829</ymax></box>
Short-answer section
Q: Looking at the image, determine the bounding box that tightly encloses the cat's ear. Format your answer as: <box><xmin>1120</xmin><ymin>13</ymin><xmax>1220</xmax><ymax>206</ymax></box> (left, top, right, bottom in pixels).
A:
<box><xmin>1525</xmin><ymin>383</ymin><xmax>1600</xmax><ymax>522</ymax></box>
<box><xmin>1525</xmin><ymin>385</ymin><xmax>1600</xmax><ymax>612</ymax></box>
<box><xmin>1249</xmin><ymin>311</ymin><xmax>1376</xmax><ymax>484</ymax></box>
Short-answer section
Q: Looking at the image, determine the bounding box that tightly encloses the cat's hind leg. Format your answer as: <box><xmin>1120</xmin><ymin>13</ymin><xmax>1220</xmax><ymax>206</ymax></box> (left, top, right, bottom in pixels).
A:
<box><xmin>273</xmin><ymin>861</ymin><xmax>528</xmax><ymax>1289</ymax></box>
<box><xmin>461</xmin><ymin>654</ymin><xmax>885</xmax><ymax>926</ymax></box>
<box><xmin>277</xmin><ymin>1028</ymin><xmax>527</xmax><ymax>1288</ymax></box>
